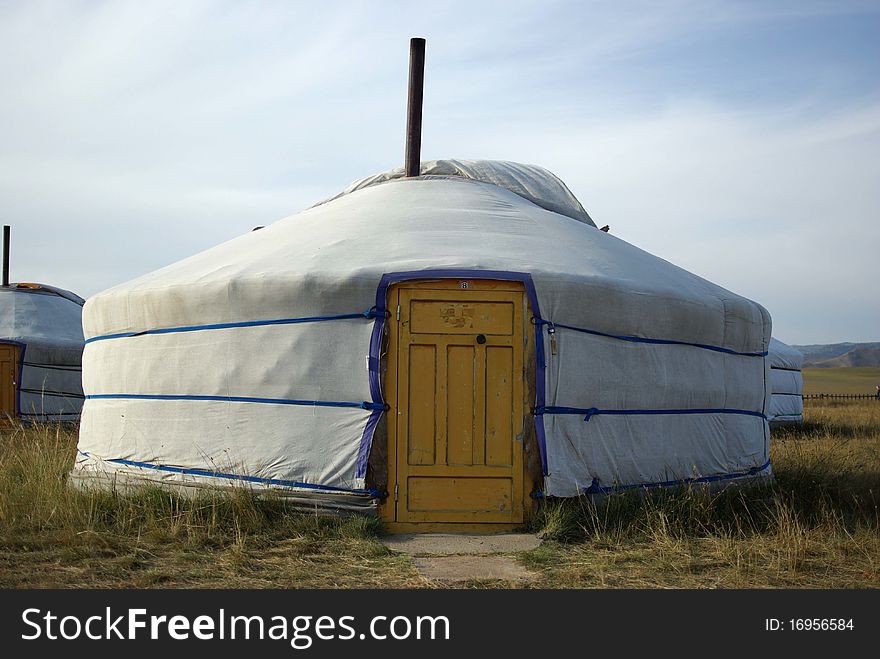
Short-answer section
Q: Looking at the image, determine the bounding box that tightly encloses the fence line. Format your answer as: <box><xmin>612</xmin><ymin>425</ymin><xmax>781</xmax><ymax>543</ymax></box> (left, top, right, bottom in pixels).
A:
<box><xmin>803</xmin><ymin>393</ymin><xmax>879</xmax><ymax>400</ymax></box>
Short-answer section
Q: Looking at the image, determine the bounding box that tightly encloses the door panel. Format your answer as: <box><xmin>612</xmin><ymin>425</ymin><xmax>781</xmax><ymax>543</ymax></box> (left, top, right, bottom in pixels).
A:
<box><xmin>0</xmin><ymin>344</ymin><xmax>19</xmax><ymax>418</ymax></box>
<box><xmin>407</xmin><ymin>477</ymin><xmax>513</xmax><ymax>515</ymax></box>
<box><xmin>392</xmin><ymin>284</ymin><xmax>525</xmax><ymax>524</ymax></box>
<box><xmin>407</xmin><ymin>344</ymin><xmax>437</xmax><ymax>466</ymax></box>
<box><xmin>486</xmin><ymin>346</ymin><xmax>514</xmax><ymax>467</ymax></box>
<box><xmin>446</xmin><ymin>345</ymin><xmax>475</xmax><ymax>466</ymax></box>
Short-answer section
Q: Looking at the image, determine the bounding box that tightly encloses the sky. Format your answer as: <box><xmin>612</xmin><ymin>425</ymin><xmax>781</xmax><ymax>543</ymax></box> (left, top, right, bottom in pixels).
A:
<box><xmin>1</xmin><ymin>0</ymin><xmax>878</xmax><ymax>344</ymax></box>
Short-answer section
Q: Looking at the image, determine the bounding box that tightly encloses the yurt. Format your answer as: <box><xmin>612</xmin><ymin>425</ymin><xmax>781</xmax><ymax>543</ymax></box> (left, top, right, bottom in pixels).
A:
<box><xmin>72</xmin><ymin>158</ymin><xmax>772</xmax><ymax>527</ymax></box>
<box><xmin>767</xmin><ymin>338</ymin><xmax>804</xmax><ymax>427</ymax></box>
<box><xmin>0</xmin><ymin>282</ymin><xmax>85</xmax><ymax>422</ymax></box>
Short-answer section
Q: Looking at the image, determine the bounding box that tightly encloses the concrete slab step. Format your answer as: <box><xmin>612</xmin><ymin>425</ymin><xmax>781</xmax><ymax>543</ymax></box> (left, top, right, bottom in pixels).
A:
<box><xmin>381</xmin><ymin>533</ymin><xmax>541</xmax><ymax>556</ymax></box>
<box><xmin>413</xmin><ymin>556</ymin><xmax>537</xmax><ymax>583</ymax></box>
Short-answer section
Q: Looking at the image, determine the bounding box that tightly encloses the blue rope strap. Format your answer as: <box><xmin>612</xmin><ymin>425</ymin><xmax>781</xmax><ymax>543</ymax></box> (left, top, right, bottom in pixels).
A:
<box><xmin>86</xmin><ymin>393</ymin><xmax>387</xmax><ymax>411</ymax></box>
<box><xmin>78</xmin><ymin>451</ymin><xmax>380</xmax><ymax>496</ymax></box>
<box><xmin>535</xmin><ymin>406</ymin><xmax>767</xmax><ymax>421</ymax></box>
<box><xmin>20</xmin><ymin>387</ymin><xmax>85</xmax><ymax>399</ymax></box>
<box><xmin>21</xmin><ymin>411</ymin><xmax>80</xmax><ymax>417</ymax></box>
<box><xmin>534</xmin><ymin>319</ymin><xmax>767</xmax><ymax>357</ymax></box>
<box><xmin>86</xmin><ymin>309</ymin><xmax>385</xmax><ymax>345</ymax></box>
<box><xmin>583</xmin><ymin>459</ymin><xmax>772</xmax><ymax>494</ymax></box>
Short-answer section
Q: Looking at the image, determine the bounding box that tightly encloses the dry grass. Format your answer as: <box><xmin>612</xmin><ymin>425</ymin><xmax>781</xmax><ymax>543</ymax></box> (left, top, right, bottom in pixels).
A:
<box><xmin>0</xmin><ymin>422</ymin><xmax>421</xmax><ymax>588</ymax></box>
<box><xmin>523</xmin><ymin>400</ymin><xmax>880</xmax><ymax>587</ymax></box>
<box><xmin>802</xmin><ymin>367</ymin><xmax>880</xmax><ymax>395</ymax></box>
<box><xmin>1</xmin><ymin>400</ymin><xmax>878</xmax><ymax>588</ymax></box>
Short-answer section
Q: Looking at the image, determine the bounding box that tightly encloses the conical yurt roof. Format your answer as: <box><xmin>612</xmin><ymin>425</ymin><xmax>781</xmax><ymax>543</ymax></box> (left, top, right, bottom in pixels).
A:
<box><xmin>0</xmin><ymin>283</ymin><xmax>84</xmax><ymax>352</ymax></box>
<box><xmin>84</xmin><ymin>159</ymin><xmax>766</xmax><ymax>353</ymax></box>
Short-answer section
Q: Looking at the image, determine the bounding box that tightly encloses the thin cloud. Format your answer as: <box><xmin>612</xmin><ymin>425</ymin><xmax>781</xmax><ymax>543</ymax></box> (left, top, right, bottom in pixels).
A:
<box><xmin>0</xmin><ymin>1</ymin><xmax>877</xmax><ymax>343</ymax></box>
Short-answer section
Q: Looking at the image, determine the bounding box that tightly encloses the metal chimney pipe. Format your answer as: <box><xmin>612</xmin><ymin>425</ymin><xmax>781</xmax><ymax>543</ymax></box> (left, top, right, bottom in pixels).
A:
<box><xmin>404</xmin><ymin>37</ymin><xmax>426</xmax><ymax>178</ymax></box>
<box><xmin>2</xmin><ymin>225</ymin><xmax>9</xmax><ymax>287</ymax></box>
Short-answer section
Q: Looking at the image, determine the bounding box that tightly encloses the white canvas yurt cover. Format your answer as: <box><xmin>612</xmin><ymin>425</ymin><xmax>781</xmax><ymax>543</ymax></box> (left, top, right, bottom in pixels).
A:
<box><xmin>73</xmin><ymin>160</ymin><xmax>772</xmax><ymax>509</ymax></box>
<box><xmin>0</xmin><ymin>283</ymin><xmax>85</xmax><ymax>421</ymax></box>
<box><xmin>768</xmin><ymin>338</ymin><xmax>804</xmax><ymax>425</ymax></box>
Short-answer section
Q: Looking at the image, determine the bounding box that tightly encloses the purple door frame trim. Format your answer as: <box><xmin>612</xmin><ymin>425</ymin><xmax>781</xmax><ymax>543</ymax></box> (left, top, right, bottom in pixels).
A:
<box><xmin>355</xmin><ymin>269</ymin><xmax>548</xmax><ymax>480</ymax></box>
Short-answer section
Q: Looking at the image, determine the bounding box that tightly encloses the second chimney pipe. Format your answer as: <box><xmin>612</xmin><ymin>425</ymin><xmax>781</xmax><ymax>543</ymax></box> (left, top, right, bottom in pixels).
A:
<box><xmin>405</xmin><ymin>37</ymin><xmax>426</xmax><ymax>178</ymax></box>
<box><xmin>2</xmin><ymin>225</ymin><xmax>9</xmax><ymax>287</ymax></box>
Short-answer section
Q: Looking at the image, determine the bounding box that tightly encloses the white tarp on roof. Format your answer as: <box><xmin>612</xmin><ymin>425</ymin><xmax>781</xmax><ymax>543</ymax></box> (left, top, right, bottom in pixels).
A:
<box><xmin>0</xmin><ymin>285</ymin><xmax>85</xmax><ymax>421</ymax></box>
<box><xmin>768</xmin><ymin>337</ymin><xmax>804</xmax><ymax>424</ymax></box>
<box><xmin>74</xmin><ymin>160</ymin><xmax>771</xmax><ymax>498</ymax></box>
<box><xmin>316</xmin><ymin>159</ymin><xmax>596</xmax><ymax>226</ymax></box>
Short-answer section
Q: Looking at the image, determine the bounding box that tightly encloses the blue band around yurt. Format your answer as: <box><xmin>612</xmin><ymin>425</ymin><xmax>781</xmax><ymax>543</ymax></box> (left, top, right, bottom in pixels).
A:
<box><xmin>22</xmin><ymin>361</ymin><xmax>82</xmax><ymax>372</ymax></box>
<box><xmin>20</xmin><ymin>388</ymin><xmax>84</xmax><ymax>399</ymax></box>
<box><xmin>536</xmin><ymin>406</ymin><xmax>767</xmax><ymax>421</ymax></box>
<box><xmin>78</xmin><ymin>451</ymin><xmax>380</xmax><ymax>496</ymax></box>
<box><xmin>582</xmin><ymin>459</ymin><xmax>772</xmax><ymax>494</ymax></box>
<box><xmin>533</xmin><ymin>319</ymin><xmax>767</xmax><ymax>357</ymax></box>
<box><xmin>86</xmin><ymin>393</ymin><xmax>385</xmax><ymax>410</ymax></box>
<box><xmin>85</xmin><ymin>310</ymin><xmax>383</xmax><ymax>344</ymax></box>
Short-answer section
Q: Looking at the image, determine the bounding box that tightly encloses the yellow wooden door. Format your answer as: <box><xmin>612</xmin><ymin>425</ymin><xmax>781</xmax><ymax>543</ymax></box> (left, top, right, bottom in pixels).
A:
<box><xmin>391</xmin><ymin>282</ymin><xmax>525</xmax><ymax>524</ymax></box>
<box><xmin>0</xmin><ymin>344</ymin><xmax>19</xmax><ymax>419</ymax></box>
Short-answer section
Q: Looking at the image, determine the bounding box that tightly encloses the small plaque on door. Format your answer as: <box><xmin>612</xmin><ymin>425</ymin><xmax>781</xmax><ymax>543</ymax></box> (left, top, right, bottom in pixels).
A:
<box><xmin>410</xmin><ymin>301</ymin><xmax>513</xmax><ymax>335</ymax></box>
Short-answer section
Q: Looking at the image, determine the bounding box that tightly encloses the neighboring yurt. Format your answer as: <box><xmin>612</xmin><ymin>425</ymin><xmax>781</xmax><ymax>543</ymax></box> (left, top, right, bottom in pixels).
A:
<box><xmin>73</xmin><ymin>158</ymin><xmax>772</xmax><ymax>526</ymax></box>
<box><xmin>0</xmin><ymin>282</ymin><xmax>85</xmax><ymax>422</ymax></box>
<box><xmin>767</xmin><ymin>337</ymin><xmax>804</xmax><ymax>426</ymax></box>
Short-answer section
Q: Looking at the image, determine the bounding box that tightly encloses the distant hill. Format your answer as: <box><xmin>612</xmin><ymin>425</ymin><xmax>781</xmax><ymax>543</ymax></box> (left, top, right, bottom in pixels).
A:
<box><xmin>793</xmin><ymin>342</ymin><xmax>880</xmax><ymax>368</ymax></box>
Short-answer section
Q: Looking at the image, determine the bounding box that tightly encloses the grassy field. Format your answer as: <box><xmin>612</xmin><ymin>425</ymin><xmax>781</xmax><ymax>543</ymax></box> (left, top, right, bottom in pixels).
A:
<box><xmin>1</xmin><ymin>402</ymin><xmax>878</xmax><ymax>588</ymax></box>
<box><xmin>803</xmin><ymin>367</ymin><xmax>880</xmax><ymax>395</ymax></box>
